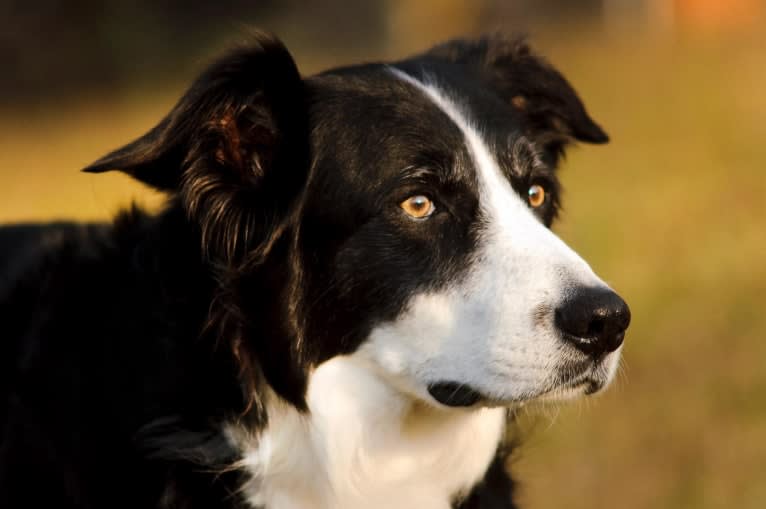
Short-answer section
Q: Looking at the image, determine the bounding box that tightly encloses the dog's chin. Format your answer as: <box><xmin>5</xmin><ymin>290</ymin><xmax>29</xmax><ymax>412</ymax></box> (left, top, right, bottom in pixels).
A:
<box><xmin>428</xmin><ymin>379</ymin><xmax>610</xmax><ymax>409</ymax></box>
<box><xmin>427</xmin><ymin>357</ymin><xmax>620</xmax><ymax>409</ymax></box>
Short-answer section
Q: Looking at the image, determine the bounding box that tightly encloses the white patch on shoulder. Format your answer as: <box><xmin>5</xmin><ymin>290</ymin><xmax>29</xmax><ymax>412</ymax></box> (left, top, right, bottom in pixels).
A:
<box><xmin>227</xmin><ymin>356</ymin><xmax>505</xmax><ymax>509</ymax></box>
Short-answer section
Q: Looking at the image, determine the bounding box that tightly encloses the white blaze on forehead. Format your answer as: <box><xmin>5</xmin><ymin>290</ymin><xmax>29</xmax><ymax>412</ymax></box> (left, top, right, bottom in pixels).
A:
<box><xmin>389</xmin><ymin>67</ymin><xmax>510</xmax><ymax>206</ymax></box>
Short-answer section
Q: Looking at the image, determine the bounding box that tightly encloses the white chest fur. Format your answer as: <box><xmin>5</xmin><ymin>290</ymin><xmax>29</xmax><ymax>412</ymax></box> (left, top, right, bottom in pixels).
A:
<box><xmin>226</xmin><ymin>357</ymin><xmax>506</xmax><ymax>509</ymax></box>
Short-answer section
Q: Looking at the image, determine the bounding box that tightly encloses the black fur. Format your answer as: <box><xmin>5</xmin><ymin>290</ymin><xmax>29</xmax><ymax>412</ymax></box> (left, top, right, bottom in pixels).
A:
<box><xmin>1</xmin><ymin>32</ymin><xmax>607</xmax><ymax>508</ymax></box>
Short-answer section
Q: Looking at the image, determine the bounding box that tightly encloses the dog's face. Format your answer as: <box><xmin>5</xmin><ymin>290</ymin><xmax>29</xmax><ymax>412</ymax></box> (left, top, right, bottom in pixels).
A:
<box><xmin>85</xmin><ymin>33</ymin><xmax>629</xmax><ymax>410</ymax></box>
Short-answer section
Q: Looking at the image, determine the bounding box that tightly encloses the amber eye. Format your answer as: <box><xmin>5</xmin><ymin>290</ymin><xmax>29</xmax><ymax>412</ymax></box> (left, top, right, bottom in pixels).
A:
<box><xmin>527</xmin><ymin>184</ymin><xmax>546</xmax><ymax>208</ymax></box>
<box><xmin>400</xmin><ymin>195</ymin><xmax>435</xmax><ymax>219</ymax></box>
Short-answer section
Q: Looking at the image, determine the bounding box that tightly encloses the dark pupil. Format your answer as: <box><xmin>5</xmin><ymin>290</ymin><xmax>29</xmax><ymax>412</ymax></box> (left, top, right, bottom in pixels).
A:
<box><xmin>412</xmin><ymin>197</ymin><xmax>426</xmax><ymax>209</ymax></box>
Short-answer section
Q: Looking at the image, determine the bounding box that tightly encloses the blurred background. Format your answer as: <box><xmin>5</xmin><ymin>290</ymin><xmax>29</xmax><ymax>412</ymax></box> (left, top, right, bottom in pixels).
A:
<box><xmin>1</xmin><ymin>0</ymin><xmax>764</xmax><ymax>507</ymax></box>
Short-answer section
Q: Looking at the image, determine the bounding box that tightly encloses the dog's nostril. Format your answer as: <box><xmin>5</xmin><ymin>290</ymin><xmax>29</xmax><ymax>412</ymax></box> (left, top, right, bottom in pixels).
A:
<box><xmin>555</xmin><ymin>287</ymin><xmax>631</xmax><ymax>358</ymax></box>
<box><xmin>587</xmin><ymin>318</ymin><xmax>605</xmax><ymax>337</ymax></box>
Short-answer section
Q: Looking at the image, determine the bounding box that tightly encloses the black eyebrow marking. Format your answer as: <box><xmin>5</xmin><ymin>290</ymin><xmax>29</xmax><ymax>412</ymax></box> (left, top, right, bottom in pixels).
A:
<box><xmin>396</xmin><ymin>147</ymin><xmax>471</xmax><ymax>186</ymax></box>
<box><xmin>507</xmin><ymin>135</ymin><xmax>546</xmax><ymax>177</ymax></box>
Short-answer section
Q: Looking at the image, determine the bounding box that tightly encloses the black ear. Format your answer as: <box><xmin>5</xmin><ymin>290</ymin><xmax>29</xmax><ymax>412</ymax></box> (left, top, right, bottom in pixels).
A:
<box><xmin>84</xmin><ymin>32</ymin><xmax>308</xmax><ymax>261</ymax></box>
<box><xmin>425</xmin><ymin>34</ymin><xmax>608</xmax><ymax>152</ymax></box>
<box><xmin>84</xmin><ymin>32</ymin><xmax>305</xmax><ymax>188</ymax></box>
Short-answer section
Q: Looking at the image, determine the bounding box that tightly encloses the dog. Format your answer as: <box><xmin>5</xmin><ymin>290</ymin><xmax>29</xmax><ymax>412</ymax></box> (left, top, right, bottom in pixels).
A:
<box><xmin>0</xmin><ymin>32</ymin><xmax>630</xmax><ymax>509</ymax></box>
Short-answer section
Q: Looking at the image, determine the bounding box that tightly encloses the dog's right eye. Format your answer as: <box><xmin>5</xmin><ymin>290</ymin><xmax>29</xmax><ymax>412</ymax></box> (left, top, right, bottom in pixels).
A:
<box><xmin>400</xmin><ymin>195</ymin><xmax>435</xmax><ymax>219</ymax></box>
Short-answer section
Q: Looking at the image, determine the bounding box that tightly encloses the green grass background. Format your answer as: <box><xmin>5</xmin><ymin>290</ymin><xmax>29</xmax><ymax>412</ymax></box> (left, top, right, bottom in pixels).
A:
<box><xmin>1</xmin><ymin>16</ymin><xmax>764</xmax><ymax>509</ymax></box>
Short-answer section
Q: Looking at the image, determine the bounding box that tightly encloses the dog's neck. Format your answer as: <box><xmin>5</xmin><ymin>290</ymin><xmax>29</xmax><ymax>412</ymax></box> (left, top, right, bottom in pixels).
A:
<box><xmin>226</xmin><ymin>356</ymin><xmax>506</xmax><ymax>509</ymax></box>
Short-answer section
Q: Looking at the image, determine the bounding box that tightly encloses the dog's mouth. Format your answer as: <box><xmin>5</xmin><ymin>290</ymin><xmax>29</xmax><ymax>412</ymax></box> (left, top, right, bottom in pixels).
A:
<box><xmin>428</xmin><ymin>359</ymin><xmax>615</xmax><ymax>408</ymax></box>
<box><xmin>547</xmin><ymin>375</ymin><xmax>604</xmax><ymax>396</ymax></box>
<box><xmin>427</xmin><ymin>382</ymin><xmax>484</xmax><ymax>407</ymax></box>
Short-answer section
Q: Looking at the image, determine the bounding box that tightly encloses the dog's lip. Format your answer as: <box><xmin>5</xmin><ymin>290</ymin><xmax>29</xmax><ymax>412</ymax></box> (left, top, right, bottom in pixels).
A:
<box><xmin>517</xmin><ymin>375</ymin><xmax>602</xmax><ymax>403</ymax></box>
<box><xmin>427</xmin><ymin>382</ymin><xmax>484</xmax><ymax>407</ymax></box>
<box><xmin>561</xmin><ymin>376</ymin><xmax>602</xmax><ymax>393</ymax></box>
<box><xmin>427</xmin><ymin>365</ymin><xmax>608</xmax><ymax>408</ymax></box>
<box><xmin>551</xmin><ymin>362</ymin><xmax>609</xmax><ymax>395</ymax></box>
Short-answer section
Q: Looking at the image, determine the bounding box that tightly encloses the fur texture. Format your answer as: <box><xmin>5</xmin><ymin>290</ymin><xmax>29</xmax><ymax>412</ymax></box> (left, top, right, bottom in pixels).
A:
<box><xmin>0</xmin><ymin>32</ymin><xmax>628</xmax><ymax>509</ymax></box>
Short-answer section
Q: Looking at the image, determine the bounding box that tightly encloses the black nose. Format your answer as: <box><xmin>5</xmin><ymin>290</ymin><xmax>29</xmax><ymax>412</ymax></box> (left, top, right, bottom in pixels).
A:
<box><xmin>554</xmin><ymin>287</ymin><xmax>631</xmax><ymax>358</ymax></box>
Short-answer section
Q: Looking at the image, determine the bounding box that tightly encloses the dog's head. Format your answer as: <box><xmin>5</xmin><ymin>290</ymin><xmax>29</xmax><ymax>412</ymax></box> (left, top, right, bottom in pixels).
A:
<box><xmin>85</xmin><ymin>33</ymin><xmax>629</xmax><ymax>411</ymax></box>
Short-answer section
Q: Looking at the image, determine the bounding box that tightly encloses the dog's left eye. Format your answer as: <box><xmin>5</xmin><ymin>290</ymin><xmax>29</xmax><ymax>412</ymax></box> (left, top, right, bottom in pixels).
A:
<box><xmin>527</xmin><ymin>184</ymin><xmax>546</xmax><ymax>208</ymax></box>
<box><xmin>400</xmin><ymin>195</ymin><xmax>435</xmax><ymax>219</ymax></box>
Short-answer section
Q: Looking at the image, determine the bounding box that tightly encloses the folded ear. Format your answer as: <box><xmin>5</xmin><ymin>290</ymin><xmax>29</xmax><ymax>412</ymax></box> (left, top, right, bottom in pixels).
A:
<box><xmin>424</xmin><ymin>34</ymin><xmax>608</xmax><ymax>157</ymax></box>
<box><xmin>84</xmin><ymin>33</ymin><xmax>305</xmax><ymax>189</ymax></box>
<box><xmin>84</xmin><ymin>32</ymin><xmax>308</xmax><ymax>261</ymax></box>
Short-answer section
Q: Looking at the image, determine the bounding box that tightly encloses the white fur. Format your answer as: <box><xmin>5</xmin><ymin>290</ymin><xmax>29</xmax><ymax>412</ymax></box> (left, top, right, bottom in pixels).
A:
<box><xmin>228</xmin><ymin>357</ymin><xmax>505</xmax><ymax>509</ymax></box>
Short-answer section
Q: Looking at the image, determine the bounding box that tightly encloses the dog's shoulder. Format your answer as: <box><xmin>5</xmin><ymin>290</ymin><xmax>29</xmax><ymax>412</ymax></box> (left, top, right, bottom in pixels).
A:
<box><xmin>0</xmin><ymin>219</ymin><xmax>115</xmax><ymax>379</ymax></box>
<box><xmin>0</xmin><ymin>202</ymin><xmax>217</xmax><ymax>386</ymax></box>
<box><xmin>0</xmin><ymin>205</ymin><xmax>245</xmax><ymax>508</ymax></box>
<box><xmin>0</xmin><ymin>221</ymin><xmax>107</xmax><ymax>293</ymax></box>
<box><xmin>0</xmin><ymin>208</ymin><xmax>157</xmax><ymax>350</ymax></box>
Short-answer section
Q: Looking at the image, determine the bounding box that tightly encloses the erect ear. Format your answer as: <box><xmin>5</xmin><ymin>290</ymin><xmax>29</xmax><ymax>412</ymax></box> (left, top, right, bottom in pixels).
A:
<box><xmin>84</xmin><ymin>32</ymin><xmax>308</xmax><ymax>261</ymax></box>
<box><xmin>424</xmin><ymin>34</ymin><xmax>608</xmax><ymax>158</ymax></box>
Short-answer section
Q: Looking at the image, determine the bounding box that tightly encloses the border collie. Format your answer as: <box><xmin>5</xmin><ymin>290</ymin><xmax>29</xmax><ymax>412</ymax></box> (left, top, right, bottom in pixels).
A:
<box><xmin>0</xmin><ymin>32</ymin><xmax>630</xmax><ymax>509</ymax></box>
